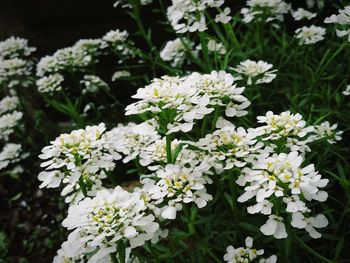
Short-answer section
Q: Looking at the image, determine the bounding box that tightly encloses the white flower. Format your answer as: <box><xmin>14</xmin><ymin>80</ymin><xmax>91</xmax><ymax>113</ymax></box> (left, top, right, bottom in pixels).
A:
<box><xmin>311</xmin><ymin>121</ymin><xmax>343</xmax><ymax>144</ymax></box>
<box><xmin>187</xmin><ymin>71</ymin><xmax>250</xmax><ymax>118</ymax></box>
<box><xmin>215</xmin><ymin>7</ymin><xmax>232</xmax><ymax>24</ymax></box>
<box><xmin>36</xmin><ymin>74</ymin><xmax>64</xmax><ymax>94</ymax></box>
<box><xmin>0</xmin><ymin>58</ymin><xmax>32</xmax><ymax>87</ymax></box>
<box><xmin>61</xmin><ymin>186</ymin><xmax>159</xmax><ymax>262</ymax></box>
<box><xmin>256</xmin><ymin>111</ymin><xmax>313</xmax><ymax>141</ymax></box>
<box><xmin>260</xmin><ymin>215</ymin><xmax>288</xmax><ymax>239</ymax></box>
<box><xmin>167</xmin><ymin>0</ymin><xmax>227</xmax><ymax>33</ymax></box>
<box><xmin>207</xmin><ymin>39</ymin><xmax>226</xmax><ymax>55</ymax></box>
<box><xmin>241</xmin><ymin>0</ymin><xmax>291</xmax><ymax>24</ymax></box>
<box><xmin>109</xmin><ymin>122</ymin><xmax>160</xmax><ymax>163</ymax></box>
<box><xmin>195</xmin><ymin>125</ymin><xmax>261</xmax><ymax>172</ymax></box>
<box><xmin>223</xmin><ymin>236</ymin><xmax>267</xmax><ymax>263</ymax></box>
<box><xmin>102</xmin><ymin>29</ymin><xmax>135</xmax><ymax>58</ymax></box>
<box><xmin>111</xmin><ymin>70</ymin><xmax>131</xmax><ymax>81</ymax></box>
<box><xmin>232</xmin><ymin>60</ymin><xmax>277</xmax><ymax>85</ymax></box>
<box><xmin>324</xmin><ymin>6</ymin><xmax>350</xmax><ymax>42</ymax></box>
<box><xmin>0</xmin><ymin>143</ymin><xmax>24</xmax><ymax>170</ymax></box>
<box><xmin>125</xmin><ymin>74</ymin><xmax>213</xmax><ymax>134</ymax></box>
<box><xmin>237</xmin><ymin>151</ymin><xmax>328</xmax><ymax>237</ymax></box>
<box><xmin>0</xmin><ymin>111</ymin><xmax>23</xmax><ymax>141</ymax></box>
<box><xmin>0</xmin><ymin>37</ymin><xmax>36</xmax><ymax>60</ymax></box>
<box><xmin>292</xmin><ymin>8</ymin><xmax>317</xmax><ymax>21</ymax></box>
<box><xmin>0</xmin><ymin>96</ymin><xmax>19</xmax><ymax>115</ymax></box>
<box><xmin>291</xmin><ymin>212</ymin><xmax>328</xmax><ymax>238</ymax></box>
<box><xmin>141</xmin><ymin>163</ymin><xmax>213</xmax><ymax>219</ymax></box>
<box><xmin>343</xmin><ymin>85</ymin><xmax>350</xmax><ymax>95</ymax></box>
<box><xmin>38</xmin><ymin>123</ymin><xmax>122</xmax><ymax>203</ymax></box>
<box><xmin>160</xmin><ymin>38</ymin><xmax>198</xmax><ymax>67</ymax></box>
<box><xmin>295</xmin><ymin>26</ymin><xmax>326</xmax><ymax>45</ymax></box>
<box><xmin>81</xmin><ymin>75</ymin><xmax>108</xmax><ymax>94</ymax></box>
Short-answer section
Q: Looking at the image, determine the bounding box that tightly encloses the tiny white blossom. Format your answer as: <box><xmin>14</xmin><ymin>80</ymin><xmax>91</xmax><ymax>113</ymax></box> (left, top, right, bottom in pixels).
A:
<box><xmin>295</xmin><ymin>26</ymin><xmax>326</xmax><ymax>45</ymax></box>
<box><xmin>111</xmin><ymin>70</ymin><xmax>131</xmax><ymax>81</ymax></box>
<box><xmin>232</xmin><ymin>60</ymin><xmax>277</xmax><ymax>85</ymax></box>
<box><xmin>160</xmin><ymin>38</ymin><xmax>198</xmax><ymax>67</ymax></box>
<box><xmin>0</xmin><ymin>111</ymin><xmax>23</xmax><ymax>141</ymax></box>
<box><xmin>312</xmin><ymin>121</ymin><xmax>343</xmax><ymax>144</ymax></box>
<box><xmin>343</xmin><ymin>85</ymin><xmax>350</xmax><ymax>95</ymax></box>
<box><xmin>207</xmin><ymin>39</ymin><xmax>226</xmax><ymax>55</ymax></box>
<box><xmin>292</xmin><ymin>8</ymin><xmax>317</xmax><ymax>21</ymax></box>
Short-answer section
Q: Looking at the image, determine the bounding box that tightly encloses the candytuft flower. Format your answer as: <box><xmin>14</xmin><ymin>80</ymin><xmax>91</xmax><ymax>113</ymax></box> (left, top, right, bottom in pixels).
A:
<box><xmin>38</xmin><ymin>123</ymin><xmax>122</xmax><ymax>203</ymax></box>
<box><xmin>232</xmin><ymin>60</ymin><xmax>277</xmax><ymax>85</ymax></box>
<box><xmin>295</xmin><ymin>26</ymin><xmax>326</xmax><ymax>45</ymax></box>
<box><xmin>61</xmin><ymin>186</ymin><xmax>160</xmax><ymax>262</ymax></box>
<box><xmin>224</xmin><ymin>236</ymin><xmax>277</xmax><ymax>263</ymax></box>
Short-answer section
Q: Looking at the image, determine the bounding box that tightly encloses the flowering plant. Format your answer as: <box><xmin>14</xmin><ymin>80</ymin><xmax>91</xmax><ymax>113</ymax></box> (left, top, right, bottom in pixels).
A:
<box><xmin>1</xmin><ymin>0</ymin><xmax>350</xmax><ymax>262</ymax></box>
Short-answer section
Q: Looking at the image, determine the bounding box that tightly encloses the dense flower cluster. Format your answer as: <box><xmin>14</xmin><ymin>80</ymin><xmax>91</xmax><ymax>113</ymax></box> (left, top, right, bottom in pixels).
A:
<box><xmin>141</xmin><ymin>162</ymin><xmax>213</xmax><ymax>219</ymax></box>
<box><xmin>167</xmin><ymin>0</ymin><xmax>232</xmax><ymax>33</ymax></box>
<box><xmin>237</xmin><ymin>151</ymin><xmax>329</xmax><ymax>239</ymax></box>
<box><xmin>38</xmin><ymin>123</ymin><xmax>122</xmax><ymax>203</ymax></box>
<box><xmin>126</xmin><ymin>71</ymin><xmax>249</xmax><ymax>134</ymax></box>
<box><xmin>60</xmin><ymin>186</ymin><xmax>160</xmax><ymax>262</ymax></box>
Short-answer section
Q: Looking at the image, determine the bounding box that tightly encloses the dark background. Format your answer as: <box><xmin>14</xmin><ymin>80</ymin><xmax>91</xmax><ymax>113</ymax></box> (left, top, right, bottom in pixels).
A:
<box><xmin>0</xmin><ymin>0</ymin><xmax>133</xmax><ymax>56</ymax></box>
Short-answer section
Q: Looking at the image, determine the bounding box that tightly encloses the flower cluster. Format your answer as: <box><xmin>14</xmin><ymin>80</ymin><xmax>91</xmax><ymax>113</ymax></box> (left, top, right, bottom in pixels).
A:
<box><xmin>255</xmin><ymin>111</ymin><xmax>342</xmax><ymax>153</ymax></box>
<box><xmin>60</xmin><ymin>186</ymin><xmax>160</xmax><ymax>262</ymax></box>
<box><xmin>0</xmin><ymin>95</ymin><xmax>25</xmax><ymax>173</ymax></box>
<box><xmin>109</xmin><ymin>122</ymin><xmax>160</xmax><ymax>164</ymax></box>
<box><xmin>324</xmin><ymin>6</ymin><xmax>350</xmax><ymax>42</ymax></box>
<box><xmin>292</xmin><ymin>8</ymin><xmax>317</xmax><ymax>21</ymax></box>
<box><xmin>141</xmin><ymin>163</ymin><xmax>213</xmax><ymax>220</ymax></box>
<box><xmin>167</xmin><ymin>0</ymin><xmax>232</xmax><ymax>33</ymax></box>
<box><xmin>36</xmin><ymin>29</ymin><xmax>135</xmax><ymax>95</ymax></box>
<box><xmin>295</xmin><ymin>26</ymin><xmax>326</xmax><ymax>45</ymax></box>
<box><xmin>237</xmin><ymin>151</ymin><xmax>329</xmax><ymax>239</ymax></box>
<box><xmin>0</xmin><ymin>37</ymin><xmax>36</xmax><ymax>60</ymax></box>
<box><xmin>38</xmin><ymin>123</ymin><xmax>122</xmax><ymax>203</ymax></box>
<box><xmin>195</xmin><ymin>125</ymin><xmax>262</xmax><ymax>173</ymax></box>
<box><xmin>81</xmin><ymin>75</ymin><xmax>109</xmax><ymax>94</ymax></box>
<box><xmin>241</xmin><ymin>0</ymin><xmax>291</xmax><ymax>24</ymax></box>
<box><xmin>224</xmin><ymin>236</ymin><xmax>277</xmax><ymax>263</ymax></box>
<box><xmin>160</xmin><ymin>38</ymin><xmax>198</xmax><ymax>67</ymax></box>
<box><xmin>0</xmin><ymin>58</ymin><xmax>33</xmax><ymax>88</ymax></box>
<box><xmin>126</xmin><ymin>71</ymin><xmax>249</xmax><ymax>134</ymax></box>
<box><xmin>232</xmin><ymin>60</ymin><xmax>277</xmax><ymax>85</ymax></box>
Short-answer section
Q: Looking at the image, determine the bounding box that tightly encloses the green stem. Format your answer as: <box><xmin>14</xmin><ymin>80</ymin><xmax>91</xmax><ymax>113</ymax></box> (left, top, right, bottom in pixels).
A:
<box><xmin>166</xmin><ymin>134</ymin><xmax>172</xmax><ymax>164</ymax></box>
<box><xmin>78</xmin><ymin>176</ymin><xmax>88</xmax><ymax>197</ymax></box>
<box><xmin>294</xmin><ymin>235</ymin><xmax>335</xmax><ymax>263</ymax></box>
